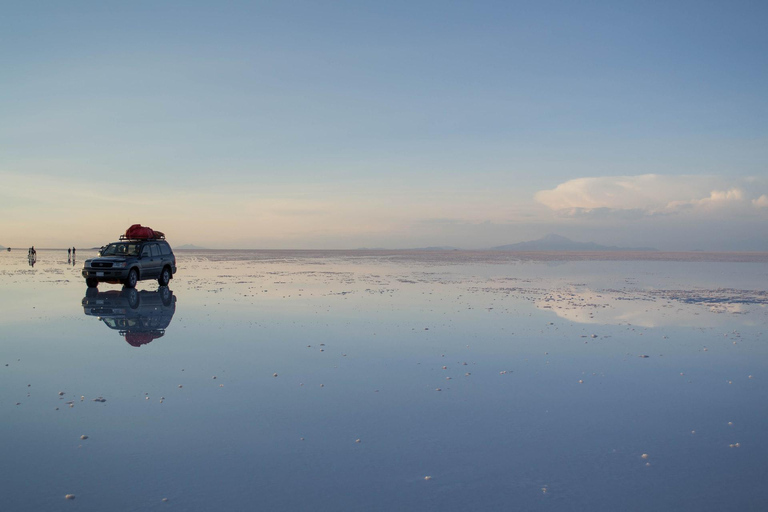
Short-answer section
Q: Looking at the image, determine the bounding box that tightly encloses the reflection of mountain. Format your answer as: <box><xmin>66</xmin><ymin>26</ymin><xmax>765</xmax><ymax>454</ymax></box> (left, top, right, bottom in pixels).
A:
<box><xmin>535</xmin><ymin>287</ymin><xmax>767</xmax><ymax>328</ymax></box>
<box><xmin>82</xmin><ymin>288</ymin><xmax>177</xmax><ymax>347</ymax></box>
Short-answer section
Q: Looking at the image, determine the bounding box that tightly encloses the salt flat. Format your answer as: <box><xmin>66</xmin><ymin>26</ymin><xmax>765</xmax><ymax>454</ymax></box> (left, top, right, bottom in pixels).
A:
<box><xmin>2</xmin><ymin>249</ymin><xmax>768</xmax><ymax>511</ymax></box>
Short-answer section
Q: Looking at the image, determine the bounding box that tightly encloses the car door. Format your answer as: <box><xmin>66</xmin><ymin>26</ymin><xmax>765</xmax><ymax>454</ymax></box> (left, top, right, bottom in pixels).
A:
<box><xmin>141</xmin><ymin>243</ymin><xmax>163</xmax><ymax>279</ymax></box>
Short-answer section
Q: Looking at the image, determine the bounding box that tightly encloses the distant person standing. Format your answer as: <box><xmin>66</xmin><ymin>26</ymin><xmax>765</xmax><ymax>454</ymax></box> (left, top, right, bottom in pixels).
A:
<box><xmin>72</xmin><ymin>247</ymin><xmax>76</xmax><ymax>258</ymax></box>
<box><xmin>68</xmin><ymin>247</ymin><xmax>71</xmax><ymax>259</ymax></box>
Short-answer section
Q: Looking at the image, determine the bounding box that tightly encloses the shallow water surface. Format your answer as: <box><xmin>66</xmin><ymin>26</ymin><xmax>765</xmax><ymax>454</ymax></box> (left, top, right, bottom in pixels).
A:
<box><xmin>2</xmin><ymin>249</ymin><xmax>768</xmax><ymax>511</ymax></box>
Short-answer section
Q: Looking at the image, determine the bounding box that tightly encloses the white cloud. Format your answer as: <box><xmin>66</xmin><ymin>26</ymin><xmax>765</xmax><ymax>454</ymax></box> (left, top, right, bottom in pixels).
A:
<box><xmin>535</xmin><ymin>174</ymin><xmax>669</xmax><ymax>211</ymax></box>
<box><xmin>535</xmin><ymin>174</ymin><xmax>767</xmax><ymax>218</ymax></box>
<box><xmin>753</xmin><ymin>195</ymin><xmax>768</xmax><ymax>208</ymax></box>
<box><xmin>666</xmin><ymin>187</ymin><xmax>745</xmax><ymax>210</ymax></box>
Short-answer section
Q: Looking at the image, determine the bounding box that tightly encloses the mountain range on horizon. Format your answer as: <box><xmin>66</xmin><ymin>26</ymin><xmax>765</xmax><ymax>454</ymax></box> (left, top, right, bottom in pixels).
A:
<box><xmin>367</xmin><ymin>235</ymin><xmax>657</xmax><ymax>251</ymax></box>
<box><xmin>490</xmin><ymin>234</ymin><xmax>658</xmax><ymax>252</ymax></box>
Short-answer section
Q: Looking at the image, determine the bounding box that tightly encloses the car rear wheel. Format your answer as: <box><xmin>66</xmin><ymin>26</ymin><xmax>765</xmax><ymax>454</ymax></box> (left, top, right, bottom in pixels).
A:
<box><xmin>160</xmin><ymin>286</ymin><xmax>172</xmax><ymax>306</ymax></box>
<box><xmin>158</xmin><ymin>267</ymin><xmax>171</xmax><ymax>286</ymax></box>
<box><xmin>86</xmin><ymin>278</ymin><xmax>99</xmax><ymax>288</ymax></box>
<box><xmin>124</xmin><ymin>268</ymin><xmax>138</xmax><ymax>288</ymax></box>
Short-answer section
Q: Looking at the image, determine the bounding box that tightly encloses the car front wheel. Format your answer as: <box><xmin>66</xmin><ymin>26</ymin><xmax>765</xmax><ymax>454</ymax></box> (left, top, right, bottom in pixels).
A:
<box><xmin>124</xmin><ymin>268</ymin><xmax>138</xmax><ymax>288</ymax></box>
<box><xmin>86</xmin><ymin>278</ymin><xmax>99</xmax><ymax>288</ymax></box>
<box><xmin>122</xmin><ymin>288</ymin><xmax>139</xmax><ymax>309</ymax></box>
<box><xmin>158</xmin><ymin>267</ymin><xmax>171</xmax><ymax>286</ymax></box>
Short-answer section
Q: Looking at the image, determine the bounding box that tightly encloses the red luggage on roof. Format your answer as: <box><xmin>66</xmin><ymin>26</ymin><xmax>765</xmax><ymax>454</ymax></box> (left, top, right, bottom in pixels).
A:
<box><xmin>125</xmin><ymin>224</ymin><xmax>158</xmax><ymax>239</ymax></box>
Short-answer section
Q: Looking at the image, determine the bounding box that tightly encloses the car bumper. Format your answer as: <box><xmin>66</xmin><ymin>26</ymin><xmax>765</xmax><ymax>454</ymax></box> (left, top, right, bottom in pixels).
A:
<box><xmin>82</xmin><ymin>268</ymin><xmax>131</xmax><ymax>281</ymax></box>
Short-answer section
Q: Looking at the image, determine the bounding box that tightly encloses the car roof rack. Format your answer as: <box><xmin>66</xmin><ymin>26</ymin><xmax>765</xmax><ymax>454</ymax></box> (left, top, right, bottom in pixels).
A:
<box><xmin>118</xmin><ymin>234</ymin><xmax>166</xmax><ymax>241</ymax></box>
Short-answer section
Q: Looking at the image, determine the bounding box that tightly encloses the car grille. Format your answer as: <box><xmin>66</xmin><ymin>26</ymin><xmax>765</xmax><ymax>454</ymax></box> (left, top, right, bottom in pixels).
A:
<box><xmin>92</xmin><ymin>262</ymin><xmax>113</xmax><ymax>268</ymax></box>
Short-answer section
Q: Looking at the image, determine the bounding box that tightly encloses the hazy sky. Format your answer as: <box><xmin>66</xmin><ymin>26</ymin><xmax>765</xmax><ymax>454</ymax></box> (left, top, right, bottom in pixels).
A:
<box><xmin>2</xmin><ymin>1</ymin><xmax>767</xmax><ymax>250</ymax></box>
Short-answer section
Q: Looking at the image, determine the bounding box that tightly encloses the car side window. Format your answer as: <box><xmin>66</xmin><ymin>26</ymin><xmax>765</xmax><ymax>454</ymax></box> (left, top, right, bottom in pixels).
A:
<box><xmin>160</xmin><ymin>244</ymin><xmax>171</xmax><ymax>256</ymax></box>
<box><xmin>150</xmin><ymin>245</ymin><xmax>161</xmax><ymax>258</ymax></box>
<box><xmin>141</xmin><ymin>246</ymin><xmax>151</xmax><ymax>258</ymax></box>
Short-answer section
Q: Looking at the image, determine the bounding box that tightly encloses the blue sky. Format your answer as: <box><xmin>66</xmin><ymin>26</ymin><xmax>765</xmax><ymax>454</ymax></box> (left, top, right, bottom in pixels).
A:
<box><xmin>1</xmin><ymin>1</ymin><xmax>767</xmax><ymax>249</ymax></box>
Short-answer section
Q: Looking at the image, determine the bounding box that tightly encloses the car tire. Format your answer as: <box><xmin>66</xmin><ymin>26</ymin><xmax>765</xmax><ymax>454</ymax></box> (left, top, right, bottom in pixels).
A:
<box><xmin>122</xmin><ymin>288</ymin><xmax>139</xmax><ymax>309</ymax></box>
<box><xmin>158</xmin><ymin>267</ymin><xmax>171</xmax><ymax>286</ymax></box>
<box><xmin>86</xmin><ymin>278</ymin><xmax>99</xmax><ymax>288</ymax></box>
<box><xmin>160</xmin><ymin>286</ymin><xmax>172</xmax><ymax>306</ymax></box>
<box><xmin>124</xmin><ymin>268</ymin><xmax>138</xmax><ymax>289</ymax></box>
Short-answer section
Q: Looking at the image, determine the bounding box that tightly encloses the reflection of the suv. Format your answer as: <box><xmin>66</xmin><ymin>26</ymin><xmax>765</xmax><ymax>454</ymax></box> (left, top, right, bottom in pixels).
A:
<box><xmin>82</xmin><ymin>288</ymin><xmax>177</xmax><ymax>347</ymax></box>
<box><xmin>82</xmin><ymin>235</ymin><xmax>177</xmax><ymax>288</ymax></box>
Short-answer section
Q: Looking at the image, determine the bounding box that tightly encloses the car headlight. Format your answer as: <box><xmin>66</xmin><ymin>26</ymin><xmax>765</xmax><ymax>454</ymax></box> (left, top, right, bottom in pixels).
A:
<box><xmin>113</xmin><ymin>262</ymin><xmax>127</xmax><ymax>268</ymax></box>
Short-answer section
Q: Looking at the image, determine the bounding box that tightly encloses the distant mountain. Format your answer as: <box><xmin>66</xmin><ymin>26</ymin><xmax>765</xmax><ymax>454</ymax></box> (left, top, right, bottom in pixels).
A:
<box><xmin>712</xmin><ymin>239</ymin><xmax>768</xmax><ymax>252</ymax></box>
<box><xmin>355</xmin><ymin>246</ymin><xmax>459</xmax><ymax>251</ymax></box>
<box><xmin>491</xmin><ymin>234</ymin><xmax>657</xmax><ymax>252</ymax></box>
<box><xmin>176</xmin><ymin>244</ymin><xmax>208</xmax><ymax>250</ymax></box>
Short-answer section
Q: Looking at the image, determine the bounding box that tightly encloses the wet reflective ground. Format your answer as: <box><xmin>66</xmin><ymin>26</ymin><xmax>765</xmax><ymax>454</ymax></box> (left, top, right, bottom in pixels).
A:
<box><xmin>2</xmin><ymin>249</ymin><xmax>768</xmax><ymax>511</ymax></box>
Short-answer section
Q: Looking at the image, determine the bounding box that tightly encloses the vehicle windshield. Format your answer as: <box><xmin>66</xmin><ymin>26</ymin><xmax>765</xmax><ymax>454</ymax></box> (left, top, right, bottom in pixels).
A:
<box><xmin>100</xmin><ymin>243</ymin><xmax>141</xmax><ymax>257</ymax></box>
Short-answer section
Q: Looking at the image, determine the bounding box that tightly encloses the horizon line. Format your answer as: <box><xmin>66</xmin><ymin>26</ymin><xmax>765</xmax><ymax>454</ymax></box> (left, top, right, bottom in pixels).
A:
<box><xmin>7</xmin><ymin>246</ymin><xmax>768</xmax><ymax>254</ymax></box>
